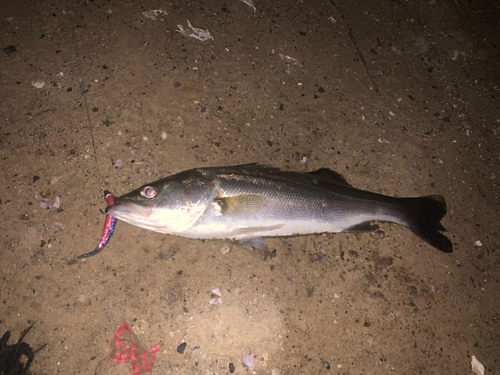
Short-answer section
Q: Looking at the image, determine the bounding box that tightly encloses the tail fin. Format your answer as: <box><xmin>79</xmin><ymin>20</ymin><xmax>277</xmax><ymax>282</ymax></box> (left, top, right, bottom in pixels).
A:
<box><xmin>401</xmin><ymin>195</ymin><xmax>452</xmax><ymax>253</ymax></box>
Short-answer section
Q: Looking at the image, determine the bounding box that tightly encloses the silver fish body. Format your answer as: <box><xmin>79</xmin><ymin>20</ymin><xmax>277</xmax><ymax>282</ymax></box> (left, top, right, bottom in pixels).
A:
<box><xmin>106</xmin><ymin>164</ymin><xmax>452</xmax><ymax>253</ymax></box>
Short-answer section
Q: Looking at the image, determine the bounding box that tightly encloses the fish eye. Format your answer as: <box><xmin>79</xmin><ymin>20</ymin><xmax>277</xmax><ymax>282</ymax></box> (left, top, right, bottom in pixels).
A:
<box><xmin>140</xmin><ymin>186</ymin><xmax>158</xmax><ymax>199</ymax></box>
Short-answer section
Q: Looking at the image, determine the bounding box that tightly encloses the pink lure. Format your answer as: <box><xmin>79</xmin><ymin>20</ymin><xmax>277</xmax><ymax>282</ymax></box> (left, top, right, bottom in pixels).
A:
<box><xmin>78</xmin><ymin>191</ymin><xmax>117</xmax><ymax>258</ymax></box>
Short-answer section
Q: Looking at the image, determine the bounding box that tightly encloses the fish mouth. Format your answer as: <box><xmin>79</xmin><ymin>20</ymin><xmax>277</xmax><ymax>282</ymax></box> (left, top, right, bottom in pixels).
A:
<box><xmin>106</xmin><ymin>201</ymin><xmax>174</xmax><ymax>234</ymax></box>
<box><xmin>106</xmin><ymin>201</ymin><xmax>153</xmax><ymax>221</ymax></box>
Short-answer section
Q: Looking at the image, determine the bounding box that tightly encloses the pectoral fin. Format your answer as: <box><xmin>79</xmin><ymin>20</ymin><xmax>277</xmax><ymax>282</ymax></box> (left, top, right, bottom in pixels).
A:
<box><xmin>215</xmin><ymin>194</ymin><xmax>269</xmax><ymax>216</ymax></box>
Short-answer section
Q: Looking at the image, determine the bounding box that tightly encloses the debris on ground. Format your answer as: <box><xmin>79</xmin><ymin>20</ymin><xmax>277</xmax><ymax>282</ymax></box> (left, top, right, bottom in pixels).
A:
<box><xmin>238</xmin><ymin>0</ymin><xmax>256</xmax><ymax>12</ymax></box>
<box><xmin>471</xmin><ymin>355</ymin><xmax>485</xmax><ymax>375</ymax></box>
<box><xmin>278</xmin><ymin>53</ymin><xmax>302</xmax><ymax>74</ymax></box>
<box><xmin>177</xmin><ymin>20</ymin><xmax>213</xmax><ymax>41</ymax></box>
<box><xmin>242</xmin><ymin>353</ymin><xmax>254</xmax><ymax>367</ymax></box>
<box><xmin>32</xmin><ymin>81</ymin><xmax>45</xmax><ymax>88</ymax></box>
<box><xmin>220</xmin><ymin>243</ymin><xmax>230</xmax><ymax>254</ymax></box>
<box><xmin>109</xmin><ymin>322</ymin><xmax>163</xmax><ymax>374</ymax></box>
<box><xmin>209</xmin><ymin>288</ymin><xmax>222</xmax><ymax>305</ymax></box>
<box><xmin>142</xmin><ymin>9</ymin><xmax>167</xmax><ymax>21</ymax></box>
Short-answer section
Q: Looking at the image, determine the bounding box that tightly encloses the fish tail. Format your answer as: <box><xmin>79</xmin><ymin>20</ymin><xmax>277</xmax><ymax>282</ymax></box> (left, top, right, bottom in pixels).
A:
<box><xmin>401</xmin><ymin>195</ymin><xmax>452</xmax><ymax>253</ymax></box>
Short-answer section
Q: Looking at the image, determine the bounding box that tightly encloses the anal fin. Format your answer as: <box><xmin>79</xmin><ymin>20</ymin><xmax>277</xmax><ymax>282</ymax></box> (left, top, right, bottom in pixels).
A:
<box><xmin>231</xmin><ymin>224</ymin><xmax>284</xmax><ymax>236</ymax></box>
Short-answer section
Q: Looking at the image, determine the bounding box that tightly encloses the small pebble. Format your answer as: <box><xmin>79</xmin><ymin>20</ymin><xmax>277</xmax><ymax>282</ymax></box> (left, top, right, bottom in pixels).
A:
<box><xmin>242</xmin><ymin>354</ymin><xmax>254</xmax><ymax>368</ymax></box>
<box><xmin>41</xmin><ymin>187</ymin><xmax>55</xmax><ymax>198</ymax></box>
<box><xmin>162</xmin><ymin>132</ymin><xmax>167</xmax><ymax>140</ymax></box>
<box><xmin>220</xmin><ymin>244</ymin><xmax>230</xmax><ymax>255</ymax></box>
<box><xmin>322</xmin><ymin>360</ymin><xmax>331</xmax><ymax>370</ymax></box>
<box><xmin>52</xmin><ymin>196</ymin><xmax>60</xmax><ymax>208</ymax></box>
<box><xmin>313</xmin><ymin>253</ymin><xmax>325</xmax><ymax>262</ymax></box>
<box><xmin>52</xmin><ymin>223</ymin><xmax>65</xmax><ymax>231</ymax></box>
<box><xmin>176</xmin><ymin>342</ymin><xmax>187</xmax><ymax>354</ymax></box>
<box><xmin>3</xmin><ymin>45</ymin><xmax>17</xmax><ymax>55</ymax></box>
<box><xmin>32</xmin><ymin>81</ymin><xmax>45</xmax><ymax>88</ymax></box>
<box><xmin>471</xmin><ymin>355</ymin><xmax>485</xmax><ymax>375</ymax></box>
<box><xmin>229</xmin><ymin>363</ymin><xmax>235</xmax><ymax>373</ymax></box>
<box><xmin>474</xmin><ymin>240</ymin><xmax>482</xmax><ymax>247</ymax></box>
<box><xmin>371</xmin><ymin>229</ymin><xmax>386</xmax><ymax>238</ymax></box>
<box><xmin>209</xmin><ymin>288</ymin><xmax>222</xmax><ymax>305</ymax></box>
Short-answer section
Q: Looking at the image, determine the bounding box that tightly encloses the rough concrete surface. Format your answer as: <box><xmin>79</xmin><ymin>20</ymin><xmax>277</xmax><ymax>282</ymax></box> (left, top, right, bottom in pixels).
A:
<box><xmin>0</xmin><ymin>0</ymin><xmax>499</xmax><ymax>374</ymax></box>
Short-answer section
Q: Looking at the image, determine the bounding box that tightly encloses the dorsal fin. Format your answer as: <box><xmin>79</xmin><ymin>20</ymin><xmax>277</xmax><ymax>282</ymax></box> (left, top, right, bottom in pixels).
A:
<box><xmin>308</xmin><ymin>168</ymin><xmax>353</xmax><ymax>187</ymax></box>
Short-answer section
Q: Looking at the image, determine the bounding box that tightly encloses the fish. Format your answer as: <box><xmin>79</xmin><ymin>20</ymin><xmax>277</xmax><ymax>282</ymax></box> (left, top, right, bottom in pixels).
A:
<box><xmin>106</xmin><ymin>164</ymin><xmax>453</xmax><ymax>253</ymax></box>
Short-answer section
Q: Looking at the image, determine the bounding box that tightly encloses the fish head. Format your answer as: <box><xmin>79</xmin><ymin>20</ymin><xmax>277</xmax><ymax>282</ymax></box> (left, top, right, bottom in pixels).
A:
<box><xmin>106</xmin><ymin>175</ymin><xmax>209</xmax><ymax>234</ymax></box>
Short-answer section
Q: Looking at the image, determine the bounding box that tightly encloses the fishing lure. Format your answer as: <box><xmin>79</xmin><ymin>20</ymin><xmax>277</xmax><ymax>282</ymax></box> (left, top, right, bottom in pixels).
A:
<box><xmin>78</xmin><ymin>191</ymin><xmax>117</xmax><ymax>258</ymax></box>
